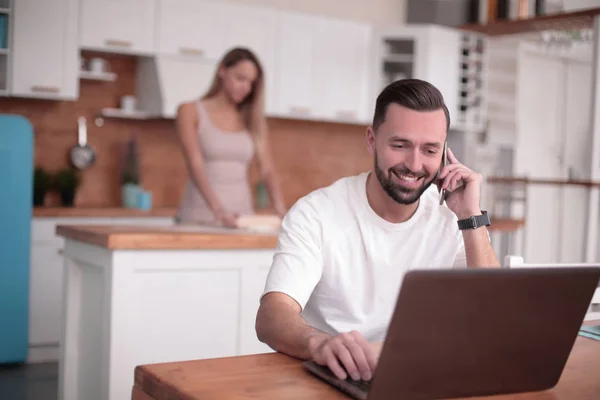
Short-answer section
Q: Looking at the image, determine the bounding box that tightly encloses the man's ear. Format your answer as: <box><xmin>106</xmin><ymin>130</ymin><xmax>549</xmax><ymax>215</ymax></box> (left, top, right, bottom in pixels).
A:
<box><xmin>366</xmin><ymin>126</ymin><xmax>376</xmax><ymax>156</ymax></box>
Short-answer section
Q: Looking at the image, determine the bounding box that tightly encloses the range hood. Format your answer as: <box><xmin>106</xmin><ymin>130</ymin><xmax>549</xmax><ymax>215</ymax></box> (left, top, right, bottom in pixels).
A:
<box><xmin>136</xmin><ymin>56</ymin><xmax>217</xmax><ymax>119</ymax></box>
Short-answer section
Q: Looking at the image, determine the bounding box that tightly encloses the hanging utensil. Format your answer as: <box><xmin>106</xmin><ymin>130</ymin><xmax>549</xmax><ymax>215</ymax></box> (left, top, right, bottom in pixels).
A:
<box><xmin>69</xmin><ymin>116</ymin><xmax>95</xmax><ymax>170</ymax></box>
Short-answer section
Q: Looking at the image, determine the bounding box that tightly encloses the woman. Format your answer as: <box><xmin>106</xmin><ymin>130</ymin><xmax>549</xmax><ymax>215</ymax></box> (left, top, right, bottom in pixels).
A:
<box><xmin>175</xmin><ymin>47</ymin><xmax>286</xmax><ymax>227</ymax></box>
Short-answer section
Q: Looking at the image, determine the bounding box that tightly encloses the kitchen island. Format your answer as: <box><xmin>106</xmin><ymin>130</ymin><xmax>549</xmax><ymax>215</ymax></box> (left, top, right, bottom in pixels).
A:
<box><xmin>56</xmin><ymin>224</ymin><xmax>279</xmax><ymax>400</ymax></box>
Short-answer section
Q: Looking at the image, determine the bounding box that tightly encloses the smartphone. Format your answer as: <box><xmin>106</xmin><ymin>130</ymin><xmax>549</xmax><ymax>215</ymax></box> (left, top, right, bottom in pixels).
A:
<box><xmin>439</xmin><ymin>141</ymin><xmax>448</xmax><ymax>205</ymax></box>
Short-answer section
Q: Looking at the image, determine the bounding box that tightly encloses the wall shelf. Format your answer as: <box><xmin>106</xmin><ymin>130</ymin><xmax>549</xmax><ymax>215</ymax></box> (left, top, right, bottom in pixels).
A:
<box><xmin>100</xmin><ymin>108</ymin><xmax>156</xmax><ymax>120</ymax></box>
<box><xmin>460</xmin><ymin>7</ymin><xmax>600</xmax><ymax>36</ymax></box>
<box><xmin>79</xmin><ymin>70</ymin><xmax>117</xmax><ymax>82</ymax></box>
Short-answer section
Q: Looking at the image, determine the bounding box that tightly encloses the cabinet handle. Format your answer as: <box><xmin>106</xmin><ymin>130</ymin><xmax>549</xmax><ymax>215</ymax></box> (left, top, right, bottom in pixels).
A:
<box><xmin>289</xmin><ymin>106</ymin><xmax>310</xmax><ymax>116</ymax></box>
<box><xmin>31</xmin><ymin>85</ymin><xmax>60</xmax><ymax>94</ymax></box>
<box><xmin>57</xmin><ymin>249</ymin><xmax>64</xmax><ymax>255</ymax></box>
<box><xmin>105</xmin><ymin>39</ymin><xmax>132</xmax><ymax>47</ymax></box>
<box><xmin>336</xmin><ymin>110</ymin><xmax>357</xmax><ymax>120</ymax></box>
<box><xmin>179</xmin><ymin>47</ymin><xmax>204</xmax><ymax>56</ymax></box>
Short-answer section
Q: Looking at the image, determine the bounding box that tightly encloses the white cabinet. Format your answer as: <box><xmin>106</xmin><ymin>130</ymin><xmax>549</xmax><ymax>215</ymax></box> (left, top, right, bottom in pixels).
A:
<box><xmin>28</xmin><ymin>216</ymin><xmax>175</xmax><ymax>363</ymax></box>
<box><xmin>274</xmin><ymin>12</ymin><xmax>314</xmax><ymax>119</ymax></box>
<box><xmin>59</xmin><ymin>241</ymin><xmax>275</xmax><ymax>400</ymax></box>
<box><xmin>79</xmin><ymin>0</ymin><xmax>155</xmax><ymax>55</ymax></box>
<box><xmin>156</xmin><ymin>0</ymin><xmax>225</xmax><ymax>60</ymax></box>
<box><xmin>312</xmin><ymin>18</ymin><xmax>371</xmax><ymax>124</ymax></box>
<box><xmin>10</xmin><ymin>0</ymin><xmax>78</xmax><ymax>100</ymax></box>
<box><xmin>273</xmin><ymin>12</ymin><xmax>372</xmax><ymax>124</ymax></box>
<box><xmin>29</xmin><ymin>243</ymin><xmax>64</xmax><ymax>347</ymax></box>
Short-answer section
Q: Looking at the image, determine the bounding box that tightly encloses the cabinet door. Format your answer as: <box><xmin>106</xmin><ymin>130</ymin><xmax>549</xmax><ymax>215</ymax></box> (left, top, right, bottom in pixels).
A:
<box><xmin>11</xmin><ymin>0</ymin><xmax>78</xmax><ymax>100</ymax></box>
<box><xmin>156</xmin><ymin>0</ymin><xmax>225</xmax><ymax>60</ymax></box>
<box><xmin>79</xmin><ymin>0</ymin><xmax>155</xmax><ymax>55</ymax></box>
<box><xmin>29</xmin><ymin>243</ymin><xmax>64</xmax><ymax>346</ymax></box>
<box><xmin>313</xmin><ymin>18</ymin><xmax>371</xmax><ymax>124</ymax></box>
<box><xmin>273</xmin><ymin>12</ymin><xmax>314</xmax><ymax>119</ymax></box>
<box><xmin>222</xmin><ymin>4</ymin><xmax>278</xmax><ymax>115</ymax></box>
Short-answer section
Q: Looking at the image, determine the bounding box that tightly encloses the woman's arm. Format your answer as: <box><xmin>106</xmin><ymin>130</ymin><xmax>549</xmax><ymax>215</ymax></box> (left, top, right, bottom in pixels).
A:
<box><xmin>175</xmin><ymin>102</ymin><xmax>237</xmax><ymax>227</ymax></box>
<box><xmin>255</xmin><ymin>135</ymin><xmax>287</xmax><ymax>217</ymax></box>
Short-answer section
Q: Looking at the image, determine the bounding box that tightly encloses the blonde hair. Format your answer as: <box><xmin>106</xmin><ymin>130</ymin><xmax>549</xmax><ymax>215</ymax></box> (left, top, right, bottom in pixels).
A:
<box><xmin>202</xmin><ymin>47</ymin><xmax>268</xmax><ymax>152</ymax></box>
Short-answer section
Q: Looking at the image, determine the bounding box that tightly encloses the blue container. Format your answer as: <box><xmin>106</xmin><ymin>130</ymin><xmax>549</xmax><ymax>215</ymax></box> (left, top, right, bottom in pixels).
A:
<box><xmin>0</xmin><ymin>115</ymin><xmax>33</xmax><ymax>363</ymax></box>
<box><xmin>137</xmin><ymin>190</ymin><xmax>152</xmax><ymax>211</ymax></box>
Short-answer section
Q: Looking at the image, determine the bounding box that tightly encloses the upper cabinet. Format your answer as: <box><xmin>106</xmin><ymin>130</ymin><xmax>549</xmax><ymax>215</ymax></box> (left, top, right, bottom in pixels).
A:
<box><xmin>11</xmin><ymin>0</ymin><xmax>79</xmax><ymax>100</ymax></box>
<box><xmin>312</xmin><ymin>18</ymin><xmax>371</xmax><ymax>124</ymax></box>
<box><xmin>156</xmin><ymin>0</ymin><xmax>224</xmax><ymax>59</ymax></box>
<box><xmin>79</xmin><ymin>0</ymin><xmax>155</xmax><ymax>55</ymax></box>
<box><xmin>273</xmin><ymin>12</ymin><xmax>315</xmax><ymax>119</ymax></box>
<box><xmin>273</xmin><ymin>12</ymin><xmax>372</xmax><ymax>124</ymax></box>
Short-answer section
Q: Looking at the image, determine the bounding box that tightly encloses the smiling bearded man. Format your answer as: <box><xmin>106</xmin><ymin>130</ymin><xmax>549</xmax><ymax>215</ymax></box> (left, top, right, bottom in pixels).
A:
<box><xmin>256</xmin><ymin>78</ymin><xmax>500</xmax><ymax>384</ymax></box>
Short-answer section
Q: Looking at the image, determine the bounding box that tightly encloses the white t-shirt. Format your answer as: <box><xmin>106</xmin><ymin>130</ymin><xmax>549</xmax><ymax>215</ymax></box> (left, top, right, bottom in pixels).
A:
<box><xmin>262</xmin><ymin>171</ymin><xmax>466</xmax><ymax>342</ymax></box>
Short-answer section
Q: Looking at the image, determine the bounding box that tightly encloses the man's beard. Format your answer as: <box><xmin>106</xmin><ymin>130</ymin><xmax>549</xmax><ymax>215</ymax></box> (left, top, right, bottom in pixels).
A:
<box><xmin>374</xmin><ymin>152</ymin><xmax>436</xmax><ymax>205</ymax></box>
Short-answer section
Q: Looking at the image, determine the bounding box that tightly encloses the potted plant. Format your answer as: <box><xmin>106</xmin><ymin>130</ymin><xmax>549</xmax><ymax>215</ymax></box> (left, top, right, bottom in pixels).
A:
<box><xmin>33</xmin><ymin>167</ymin><xmax>52</xmax><ymax>206</ymax></box>
<box><xmin>121</xmin><ymin>136</ymin><xmax>141</xmax><ymax>208</ymax></box>
<box><xmin>54</xmin><ymin>168</ymin><xmax>81</xmax><ymax>207</ymax></box>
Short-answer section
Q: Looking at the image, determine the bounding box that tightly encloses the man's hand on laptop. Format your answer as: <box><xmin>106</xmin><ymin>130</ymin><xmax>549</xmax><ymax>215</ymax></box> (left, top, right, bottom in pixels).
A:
<box><xmin>308</xmin><ymin>331</ymin><xmax>378</xmax><ymax>381</ymax></box>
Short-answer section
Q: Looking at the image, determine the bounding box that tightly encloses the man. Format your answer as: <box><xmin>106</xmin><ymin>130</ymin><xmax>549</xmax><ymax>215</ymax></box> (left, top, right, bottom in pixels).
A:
<box><xmin>255</xmin><ymin>79</ymin><xmax>500</xmax><ymax>384</ymax></box>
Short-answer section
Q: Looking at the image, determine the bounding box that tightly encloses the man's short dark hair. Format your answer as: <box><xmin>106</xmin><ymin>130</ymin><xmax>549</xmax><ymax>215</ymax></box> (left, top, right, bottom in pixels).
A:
<box><xmin>372</xmin><ymin>79</ymin><xmax>450</xmax><ymax>132</ymax></box>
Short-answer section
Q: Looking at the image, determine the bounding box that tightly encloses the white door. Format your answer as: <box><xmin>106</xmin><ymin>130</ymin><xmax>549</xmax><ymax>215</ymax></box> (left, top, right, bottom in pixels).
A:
<box><xmin>516</xmin><ymin>47</ymin><xmax>568</xmax><ymax>263</ymax></box>
<box><xmin>222</xmin><ymin>4</ymin><xmax>278</xmax><ymax>115</ymax></box>
<box><xmin>273</xmin><ymin>12</ymin><xmax>315</xmax><ymax>119</ymax></box>
<box><xmin>156</xmin><ymin>0</ymin><xmax>225</xmax><ymax>60</ymax></box>
<box><xmin>312</xmin><ymin>18</ymin><xmax>371</xmax><ymax>124</ymax></box>
<box><xmin>11</xmin><ymin>0</ymin><xmax>78</xmax><ymax>99</ymax></box>
<box><xmin>29</xmin><ymin>243</ymin><xmax>64</xmax><ymax>346</ymax></box>
<box><xmin>79</xmin><ymin>0</ymin><xmax>155</xmax><ymax>54</ymax></box>
<box><xmin>559</xmin><ymin>58</ymin><xmax>593</xmax><ymax>262</ymax></box>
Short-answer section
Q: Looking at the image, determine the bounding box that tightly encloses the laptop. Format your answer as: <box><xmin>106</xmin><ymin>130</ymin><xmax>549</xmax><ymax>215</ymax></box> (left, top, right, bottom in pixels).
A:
<box><xmin>303</xmin><ymin>266</ymin><xmax>600</xmax><ymax>400</ymax></box>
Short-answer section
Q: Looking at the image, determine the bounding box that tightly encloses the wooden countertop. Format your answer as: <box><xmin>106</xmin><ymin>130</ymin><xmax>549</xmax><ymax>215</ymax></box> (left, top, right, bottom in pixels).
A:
<box><xmin>34</xmin><ymin>207</ymin><xmax>178</xmax><ymax>218</ymax></box>
<box><xmin>56</xmin><ymin>225</ymin><xmax>279</xmax><ymax>250</ymax></box>
<box><xmin>132</xmin><ymin>334</ymin><xmax>600</xmax><ymax>400</ymax></box>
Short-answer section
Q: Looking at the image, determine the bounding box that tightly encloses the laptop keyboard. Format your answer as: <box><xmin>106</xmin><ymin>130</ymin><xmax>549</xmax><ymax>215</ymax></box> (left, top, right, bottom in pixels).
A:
<box><xmin>308</xmin><ymin>361</ymin><xmax>372</xmax><ymax>392</ymax></box>
<box><xmin>345</xmin><ymin>377</ymin><xmax>371</xmax><ymax>392</ymax></box>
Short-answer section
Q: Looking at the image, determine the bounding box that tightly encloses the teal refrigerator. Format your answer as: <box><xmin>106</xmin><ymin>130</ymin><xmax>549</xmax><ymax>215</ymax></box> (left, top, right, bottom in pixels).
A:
<box><xmin>0</xmin><ymin>115</ymin><xmax>33</xmax><ymax>363</ymax></box>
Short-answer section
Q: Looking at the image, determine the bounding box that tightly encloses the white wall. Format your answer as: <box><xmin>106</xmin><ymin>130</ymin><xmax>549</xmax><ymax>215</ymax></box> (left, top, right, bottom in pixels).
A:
<box><xmin>225</xmin><ymin>0</ymin><xmax>407</xmax><ymax>25</ymax></box>
<box><xmin>562</xmin><ymin>0</ymin><xmax>600</xmax><ymax>12</ymax></box>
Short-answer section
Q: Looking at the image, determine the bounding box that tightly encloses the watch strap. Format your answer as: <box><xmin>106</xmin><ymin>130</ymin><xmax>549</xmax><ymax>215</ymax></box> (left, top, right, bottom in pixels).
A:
<box><xmin>457</xmin><ymin>211</ymin><xmax>491</xmax><ymax>230</ymax></box>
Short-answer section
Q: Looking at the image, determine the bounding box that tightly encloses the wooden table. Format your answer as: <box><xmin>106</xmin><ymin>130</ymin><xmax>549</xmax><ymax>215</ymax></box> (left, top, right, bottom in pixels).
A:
<box><xmin>132</xmin><ymin>335</ymin><xmax>600</xmax><ymax>400</ymax></box>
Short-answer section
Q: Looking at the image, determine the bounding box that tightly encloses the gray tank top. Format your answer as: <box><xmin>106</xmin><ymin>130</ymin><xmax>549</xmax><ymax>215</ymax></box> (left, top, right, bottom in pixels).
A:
<box><xmin>176</xmin><ymin>101</ymin><xmax>255</xmax><ymax>224</ymax></box>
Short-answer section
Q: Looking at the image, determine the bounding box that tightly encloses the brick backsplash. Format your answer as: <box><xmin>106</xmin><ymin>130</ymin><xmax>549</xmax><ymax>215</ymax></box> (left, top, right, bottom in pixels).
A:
<box><xmin>0</xmin><ymin>51</ymin><xmax>372</xmax><ymax>208</ymax></box>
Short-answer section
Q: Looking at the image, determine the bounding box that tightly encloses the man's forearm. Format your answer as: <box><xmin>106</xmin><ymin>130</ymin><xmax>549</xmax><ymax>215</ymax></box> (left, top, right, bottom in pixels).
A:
<box><xmin>256</xmin><ymin>303</ymin><xmax>330</xmax><ymax>360</ymax></box>
<box><xmin>462</xmin><ymin>227</ymin><xmax>500</xmax><ymax>267</ymax></box>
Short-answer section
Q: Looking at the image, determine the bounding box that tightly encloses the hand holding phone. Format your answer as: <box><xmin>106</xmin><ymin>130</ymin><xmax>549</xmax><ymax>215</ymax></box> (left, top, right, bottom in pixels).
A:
<box><xmin>437</xmin><ymin>146</ymin><xmax>482</xmax><ymax>220</ymax></box>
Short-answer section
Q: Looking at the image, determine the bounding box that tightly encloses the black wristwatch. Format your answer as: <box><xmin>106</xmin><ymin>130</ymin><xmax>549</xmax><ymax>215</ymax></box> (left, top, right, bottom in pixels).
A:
<box><xmin>457</xmin><ymin>211</ymin><xmax>491</xmax><ymax>230</ymax></box>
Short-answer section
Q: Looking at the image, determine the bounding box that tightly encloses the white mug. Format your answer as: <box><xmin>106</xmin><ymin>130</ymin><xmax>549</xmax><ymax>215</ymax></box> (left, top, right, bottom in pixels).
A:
<box><xmin>89</xmin><ymin>58</ymin><xmax>108</xmax><ymax>73</ymax></box>
<box><xmin>120</xmin><ymin>95</ymin><xmax>137</xmax><ymax>112</ymax></box>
